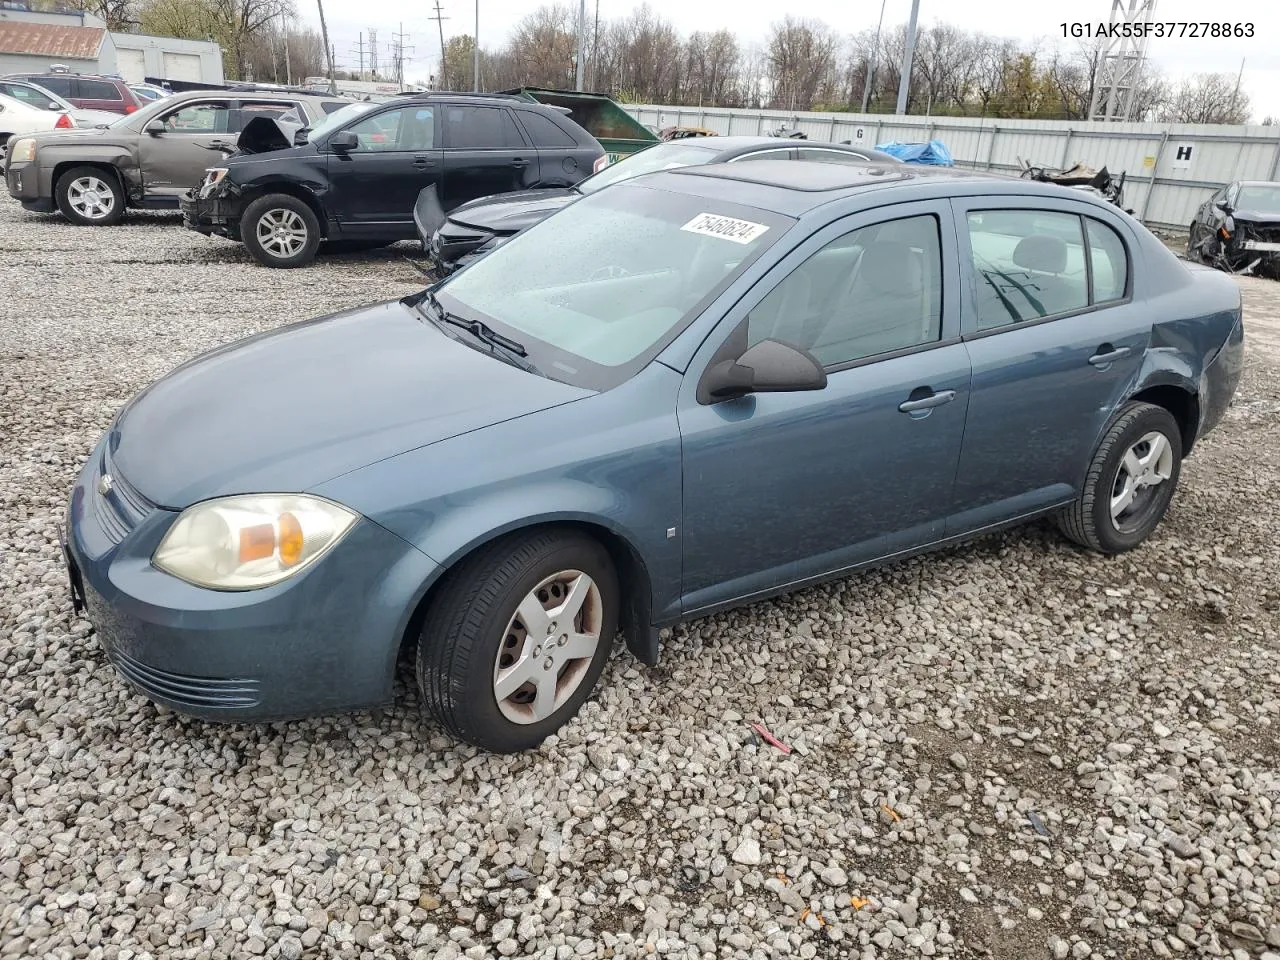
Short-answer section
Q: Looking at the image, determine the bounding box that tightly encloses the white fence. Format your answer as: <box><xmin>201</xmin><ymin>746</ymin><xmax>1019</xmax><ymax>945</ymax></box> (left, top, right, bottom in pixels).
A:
<box><xmin>621</xmin><ymin>104</ymin><xmax>1280</xmax><ymax>232</ymax></box>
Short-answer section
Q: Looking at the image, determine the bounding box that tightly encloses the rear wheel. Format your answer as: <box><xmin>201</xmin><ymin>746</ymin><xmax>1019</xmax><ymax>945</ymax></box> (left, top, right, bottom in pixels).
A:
<box><xmin>241</xmin><ymin>194</ymin><xmax>320</xmax><ymax>268</ymax></box>
<box><xmin>417</xmin><ymin>530</ymin><xmax>619</xmax><ymax>753</ymax></box>
<box><xmin>55</xmin><ymin>166</ymin><xmax>124</xmax><ymax>226</ymax></box>
<box><xmin>1056</xmin><ymin>401</ymin><xmax>1183</xmax><ymax>554</ymax></box>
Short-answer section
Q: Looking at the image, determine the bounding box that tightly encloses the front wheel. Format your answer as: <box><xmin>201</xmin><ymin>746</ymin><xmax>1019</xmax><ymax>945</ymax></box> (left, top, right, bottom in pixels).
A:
<box><xmin>55</xmin><ymin>166</ymin><xmax>125</xmax><ymax>226</ymax></box>
<box><xmin>240</xmin><ymin>194</ymin><xmax>320</xmax><ymax>268</ymax></box>
<box><xmin>417</xmin><ymin>530</ymin><xmax>619</xmax><ymax>753</ymax></box>
<box><xmin>1056</xmin><ymin>401</ymin><xmax>1183</xmax><ymax>554</ymax></box>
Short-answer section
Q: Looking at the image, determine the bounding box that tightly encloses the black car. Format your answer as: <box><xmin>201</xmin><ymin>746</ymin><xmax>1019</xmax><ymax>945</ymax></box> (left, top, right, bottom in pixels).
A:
<box><xmin>418</xmin><ymin>136</ymin><xmax>903</xmax><ymax>273</ymax></box>
<box><xmin>1187</xmin><ymin>179</ymin><xmax>1280</xmax><ymax>276</ymax></box>
<box><xmin>181</xmin><ymin>92</ymin><xmax>604</xmax><ymax>268</ymax></box>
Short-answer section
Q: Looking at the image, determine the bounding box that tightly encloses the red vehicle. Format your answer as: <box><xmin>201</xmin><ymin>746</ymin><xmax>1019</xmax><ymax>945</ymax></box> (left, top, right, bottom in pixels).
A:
<box><xmin>3</xmin><ymin>72</ymin><xmax>143</xmax><ymax>115</ymax></box>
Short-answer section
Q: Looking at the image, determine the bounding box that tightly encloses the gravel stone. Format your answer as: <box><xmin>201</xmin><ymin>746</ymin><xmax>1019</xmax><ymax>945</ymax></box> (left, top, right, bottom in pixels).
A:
<box><xmin>1</xmin><ymin>203</ymin><xmax>1278</xmax><ymax>960</ymax></box>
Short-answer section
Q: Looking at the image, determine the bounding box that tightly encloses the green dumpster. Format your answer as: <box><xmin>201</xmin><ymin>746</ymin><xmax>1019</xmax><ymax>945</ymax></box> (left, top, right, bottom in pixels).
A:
<box><xmin>498</xmin><ymin>87</ymin><xmax>658</xmax><ymax>164</ymax></box>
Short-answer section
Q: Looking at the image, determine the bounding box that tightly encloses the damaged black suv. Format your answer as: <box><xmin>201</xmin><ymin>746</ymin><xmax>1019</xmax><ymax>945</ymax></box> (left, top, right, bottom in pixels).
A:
<box><xmin>1187</xmin><ymin>179</ymin><xmax>1280</xmax><ymax>277</ymax></box>
<box><xmin>181</xmin><ymin>92</ymin><xmax>604</xmax><ymax>268</ymax></box>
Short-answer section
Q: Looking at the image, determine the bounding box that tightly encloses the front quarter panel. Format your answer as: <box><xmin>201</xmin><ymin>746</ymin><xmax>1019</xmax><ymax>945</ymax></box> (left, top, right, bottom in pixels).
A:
<box><xmin>311</xmin><ymin>362</ymin><xmax>686</xmax><ymax>624</ymax></box>
<box><xmin>35</xmin><ymin>137</ymin><xmax>138</xmax><ymax>198</ymax></box>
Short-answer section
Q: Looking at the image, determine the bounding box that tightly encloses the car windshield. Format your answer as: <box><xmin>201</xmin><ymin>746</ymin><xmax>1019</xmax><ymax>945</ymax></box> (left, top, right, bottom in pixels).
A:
<box><xmin>435</xmin><ymin>181</ymin><xmax>793</xmax><ymax>391</ymax></box>
<box><xmin>303</xmin><ymin>100</ymin><xmax>378</xmax><ymax>140</ymax></box>
<box><xmin>578</xmin><ymin>141</ymin><xmax>721</xmax><ymax>195</ymax></box>
<box><xmin>1235</xmin><ymin>185</ymin><xmax>1280</xmax><ymax>213</ymax></box>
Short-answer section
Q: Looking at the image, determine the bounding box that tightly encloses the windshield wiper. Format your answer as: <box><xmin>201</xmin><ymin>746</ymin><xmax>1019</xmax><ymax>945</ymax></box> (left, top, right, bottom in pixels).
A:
<box><xmin>417</xmin><ymin>291</ymin><xmax>540</xmax><ymax>374</ymax></box>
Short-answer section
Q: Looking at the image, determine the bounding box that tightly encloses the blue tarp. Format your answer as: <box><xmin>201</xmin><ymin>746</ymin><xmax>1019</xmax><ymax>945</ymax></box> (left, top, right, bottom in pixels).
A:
<box><xmin>873</xmin><ymin>139</ymin><xmax>955</xmax><ymax>166</ymax></box>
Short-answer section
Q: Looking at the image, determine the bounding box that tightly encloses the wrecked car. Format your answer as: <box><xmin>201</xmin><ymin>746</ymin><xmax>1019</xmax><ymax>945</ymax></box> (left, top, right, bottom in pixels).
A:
<box><xmin>418</xmin><ymin>136</ymin><xmax>902</xmax><ymax>275</ymax></box>
<box><xmin>181</xmin><ymin>93</ymin><xmax>604</xmax><ymax>269</ymax></box>
<box><xmin>3</xmin><ymin>89</ymin><xmax>346</xmax><ymax>226</ymax></box>
<box><xmin>1019</xmin><ymin>159</ymin><xmax>1130</xmax><ymax>212</ymax></box>
<box><xmin>1187</xmin><ymin>180</ymin><xmax>1280</xmax><ymax>277</ymax></box>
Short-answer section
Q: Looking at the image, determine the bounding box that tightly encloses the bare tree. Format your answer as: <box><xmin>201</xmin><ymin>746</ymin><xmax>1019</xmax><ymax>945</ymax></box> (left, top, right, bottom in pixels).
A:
<box><xmin>766</xmin><ymin>15</ymin><xmax>837</xmax><ymax>111</ymax></box>
<box><xmin>1159</xmin><ymin>72</ymin><xmax>1249</xmax><ymax>124</ymax></box>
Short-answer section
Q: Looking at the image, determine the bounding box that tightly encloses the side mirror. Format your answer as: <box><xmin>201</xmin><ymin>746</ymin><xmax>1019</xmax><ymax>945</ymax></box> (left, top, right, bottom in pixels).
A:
<box><xmin>698</xmin><ymin>338</ymin><xmax>827</xmax><ymax>404</ymax></box>
<box><xmin>327</xmin><ymin>130</ymin><xmax>358</xmax><ymax>152</ymax></box>
<box><xmin>293</xmin><ymin>127</ymin><xmax>310</xmax><ymax>146</ymax></box>
<box><xmin>144</xmin><ymin>119</ymin><xmax>165</xmax><ymax>135</ymax></box>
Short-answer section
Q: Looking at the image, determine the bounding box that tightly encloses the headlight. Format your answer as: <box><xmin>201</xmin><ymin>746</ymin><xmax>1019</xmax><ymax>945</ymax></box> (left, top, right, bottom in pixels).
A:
<box><xmin>9</xmin><ymin>138</ymin><xmax>36</xmax><ymax>163</ymax></box>
<box><xmin>204</xmin><ymin>167</ymin><xmax>229</xmax><ymax>187</ymax></box>
<box><xmin>153</xmin><ymin>494</ymin><xmax>358</xmax><ymax>590</ymax></box>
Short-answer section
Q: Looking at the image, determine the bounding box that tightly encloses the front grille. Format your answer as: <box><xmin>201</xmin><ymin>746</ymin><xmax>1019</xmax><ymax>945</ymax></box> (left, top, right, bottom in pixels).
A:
<box><xmin>92</xmin><ymin>447</ymin><xmax>155</xmax><ymax>545</ymax></box>
<box><xmin>109</xmin><ymin>649</ymin><xmax>261</xmax><ymax>709</ymax></box>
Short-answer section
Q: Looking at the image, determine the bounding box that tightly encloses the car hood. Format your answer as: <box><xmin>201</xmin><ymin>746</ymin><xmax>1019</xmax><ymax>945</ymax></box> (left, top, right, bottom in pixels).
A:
<box><xmin>22</xmin><ymin>125</ymin><xmax>133</xmax><ymax>145</ymax></box>
<box><xmin>447</xmin><ymin>187</ymin><xmax>579</xmax><ymax>233</ymax></box>
<box><xmin>1230</xmin><ymin>210</ymin><xmax>1280</xmax><ymax>226</ymax></box>
<box><xmin>106</xmin><ymin>298</ymin><xmax>592</xmax><ymax>509</ymax></box>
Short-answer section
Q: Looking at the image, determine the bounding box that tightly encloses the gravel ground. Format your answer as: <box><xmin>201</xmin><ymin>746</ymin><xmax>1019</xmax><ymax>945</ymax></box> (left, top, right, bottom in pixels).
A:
<box><xmin>2</xmin><ymin>199</ymin><xmax>1279</xmax><ymax>960</ymax></box>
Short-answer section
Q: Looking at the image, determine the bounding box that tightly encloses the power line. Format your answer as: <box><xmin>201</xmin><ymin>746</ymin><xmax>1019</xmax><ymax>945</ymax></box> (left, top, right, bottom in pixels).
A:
<box><xmin>392</xmin><ymin>22</ymin><xmax>415</xmax><ymax>92</ymax></box>
<box><xmin>368</xmin><ymin>27</ymin><xmax>378</xmax><ymax>78</ymax></box>
<box><xmin>350</xmin><ymin>31</ymin><xmax>365</xmax><ymax>79</ymax></box>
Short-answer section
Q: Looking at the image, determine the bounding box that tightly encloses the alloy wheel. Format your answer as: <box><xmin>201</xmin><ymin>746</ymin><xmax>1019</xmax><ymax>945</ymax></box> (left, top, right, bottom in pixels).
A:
<box><xmin>255</xmin><ymin>208</ymin><xmax>309</xmax><ymax>259</ymax></box>
<box><xmin>492</xmin><ymin>569</ymin><xmax>603</xmax><ymax>724</ymax></box>
<box><xmin>67</xmin><ymin>175</ymin><xmax>115</xmax><ymax>220</ymax></box>
<box><xmin>1110</xmin><ymin>430</ymin><xmax>1175</xmax><ymax>533</ymax></box>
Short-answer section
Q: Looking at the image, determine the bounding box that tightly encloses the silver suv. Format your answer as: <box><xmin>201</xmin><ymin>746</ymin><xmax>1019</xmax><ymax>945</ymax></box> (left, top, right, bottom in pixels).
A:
<box><xmin>4</xmin><ymin>89</ymin><xmax>349</xmax><ymax>225</ymax></box>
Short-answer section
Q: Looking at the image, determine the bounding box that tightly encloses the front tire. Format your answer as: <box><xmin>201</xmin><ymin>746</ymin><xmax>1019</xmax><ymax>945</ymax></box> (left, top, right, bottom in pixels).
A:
<box><xmin>55</xmin><ymin>166</ymin><xmax>124</xmax><ymax>226</ymax></box>
<box><xmin>1057</xmin><ymin>401</ymin><xmax>1183</xmax><ymax>554</ymax></box>
<box><xmin>417</xmin><ymin>530</ymin><xmax>619</xmax><ymax>753</ymax></box>
<box><xmin>240</xmin><ymin>194</ymin><xmax>320</xmax><ymax>268</ymax></box>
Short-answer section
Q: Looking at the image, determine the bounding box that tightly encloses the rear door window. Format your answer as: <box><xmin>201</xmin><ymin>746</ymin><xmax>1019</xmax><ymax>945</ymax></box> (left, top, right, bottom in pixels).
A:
<box><xmin>966</xmin><ymin>210</ymin><xmax>1090</xmax><ymax>329</ymax></box>
<box><xmin>76</xmin><ymin>79</ymin><xmax>123</xmax><ymax>102</ymax></box>
<box><xmin>235</xmin><ymin>100</ymin><xmax>300</xmax><ymax>131</ymax></box>
<box><xmin>797</xmin><ymin>147</ymin><xmax>871</xmax><ymax>164</ymax></box>
<box><xmin>443</xmin><ymin>106</ymin><xmax>524</xmax><ymax>149</ymax></box>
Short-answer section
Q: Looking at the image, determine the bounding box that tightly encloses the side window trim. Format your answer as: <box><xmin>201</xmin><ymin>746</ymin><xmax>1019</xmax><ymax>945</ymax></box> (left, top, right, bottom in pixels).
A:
<box><xmin>726</xmin><ymin>147</ymin><xmax>794</xmax><ymax>163</ymax></box>
<box><xmin>691</xmin><ymin>199</ymin><xmax>960</xmax><ymax>385</ymax></box>
<box><xmin>951</xmin><ymin>197</ymin><xmax>1136</xmax><ymax>342</ymax></box>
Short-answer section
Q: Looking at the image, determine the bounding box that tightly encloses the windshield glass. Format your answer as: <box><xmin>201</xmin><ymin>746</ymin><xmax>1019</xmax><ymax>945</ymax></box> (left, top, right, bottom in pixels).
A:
<box><xmin>303</xmin><ymin>100</ymin><xmax>378</xmax><ymax>141</ymax></box>
<box><xmin>578</xmin><ymin>141</ymin><xmax>721</xmax><ymax>195</ymax></box>
<box><xmin>1235</xmin><ymin>185</ymin><xmax>1280</xmax><ymax>213</ymax></box>
<box><xmin>436</xmin><ymin>181</ymin><xmax>792</xmax><ymax>390</ymax></box>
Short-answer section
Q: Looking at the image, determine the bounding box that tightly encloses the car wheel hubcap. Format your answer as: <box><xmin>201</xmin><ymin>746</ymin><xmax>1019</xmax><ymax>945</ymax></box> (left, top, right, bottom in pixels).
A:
<box><xmin>1110</xmin><ymin>430</ymin><xmax>1174</xmax><ymax>532</ymax></box>
<box><xmin>68</xmin><ymin>176</ymin><xmax>114</xmax><ymax>219</ymax></box>
<box><xmin>492</xmin><ymin>570</ymin><xmax>603</xmax><ymax>725</ymax></box>
<box><xmin>257</xmin><ymin>209</ymin><xmax>307</xmax><ymax>257</ymax></box>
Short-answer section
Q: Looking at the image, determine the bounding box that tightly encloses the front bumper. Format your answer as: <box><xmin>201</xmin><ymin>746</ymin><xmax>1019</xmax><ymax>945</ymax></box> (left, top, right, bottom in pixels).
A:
<box><xmin>430</xmin><ymin>220</ymin><xmax>499</xmax><ymax>268</ymax></box>
<box><xmin>63</xmin><ymin>436</ymin><xmax>439</xmax><ymax>722</ymax></box>
<box><xmin>180</xmin><ymin>188</ymin><xmax>243</xmax><ymax>239</ymax></box>
<box><xmin>5</xmin><ymin>158</ymin><xmax>48</xmax><ymax>207</ymax></box>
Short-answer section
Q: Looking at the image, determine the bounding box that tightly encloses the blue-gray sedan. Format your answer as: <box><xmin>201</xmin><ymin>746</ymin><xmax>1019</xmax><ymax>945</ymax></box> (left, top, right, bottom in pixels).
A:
<box><xmin>63</xmin><ymin>159</ymin><xmax>1245</xmax><ymax>753</ymax></box>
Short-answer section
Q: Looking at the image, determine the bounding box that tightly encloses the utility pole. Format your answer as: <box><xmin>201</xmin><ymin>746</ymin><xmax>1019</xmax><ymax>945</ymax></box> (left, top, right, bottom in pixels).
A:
<box><xmin>861</xmin><ymin>0</ymin><xmax>887</xmax><ymax>114</ymax></box>
<box><xmin>351</xmin><ymin>32</ymin><xmax>365</xmax><ymax>80</ymax></box>
<box><xmin>473</xmin><ymin>0</ymin><xmax>479</xmax><ymax>91</ymax></box>
<box><xmin>428</xmin><ymin>1</ymin><xmax>449</xmax><ymax>91</ymax></box>
<box><xmin>591</xmin><ymin>0</ymin><xmax>599</xmax><ymax>89</ymax></box>
<box><xmin>315</xmin><ymin>0</ymin><xmax>336</xmax><ymax>94</ymax></box>
<box><xmin>894</xmin><ymin>0</ymin><xmax>920</xmax><ymax>115</ymax></box>
<box><xmin>281</xmin><ymin>12</ymin><xmax>292</xmax><ymax>85</ymax></box>
<box><xmin>368</xmin><ymin>28</ymin><xmax>378</xmax><ymax>79</ymax></box>
<box><xmin>392</xmin><ymin>23</ymin><xmax>414</xmax><ymax>93</ymax></box>
<box><xmin>574</xmin><ymin>0</ymin><xmax>585</xmax><ymax>90</ymax></box>
<box><xmin>1229</xmin><ymin>57</ymin><xmax>1245</xmax><ymax>119</ymax></box>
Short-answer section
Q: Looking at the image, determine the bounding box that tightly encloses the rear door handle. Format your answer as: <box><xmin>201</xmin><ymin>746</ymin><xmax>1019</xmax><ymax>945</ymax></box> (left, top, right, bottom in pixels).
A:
<box><xmin>511</xmin><ymin>157</ymin><xmax>529</xmax><ymax>168</ymax></box>
<box><xmin>1089</xmin><ymin>345</ymin><xmax>1131</xmax><ymax>367</ymax></box>
<box><xmin>898</xmin><ymin>388</ymin><xmax>957</xmax><ymax>414</ymax></box>
<box><xmin>413</xmin><ymin>154</ymin><xmax>436</xmax><ymax>167</ymax></box>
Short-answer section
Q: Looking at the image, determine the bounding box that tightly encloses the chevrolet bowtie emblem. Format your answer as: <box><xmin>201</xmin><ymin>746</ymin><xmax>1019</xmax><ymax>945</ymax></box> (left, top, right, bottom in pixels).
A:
<box><xmin>98</xmin><ymin>474</ymin><xmax>114</xmax><ymax>496</ymax></box>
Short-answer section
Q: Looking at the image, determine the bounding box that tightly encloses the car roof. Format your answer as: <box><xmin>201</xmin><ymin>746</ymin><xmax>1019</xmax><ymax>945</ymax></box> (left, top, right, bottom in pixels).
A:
<box><xmin>632</xmin><ymin>157</ymin><xmax>1115</xmax><ymax>218</ymax></box>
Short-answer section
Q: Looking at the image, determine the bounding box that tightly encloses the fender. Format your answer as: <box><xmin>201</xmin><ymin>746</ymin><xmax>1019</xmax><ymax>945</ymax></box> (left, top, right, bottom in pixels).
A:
<box><xmin>43</xmin><ymin>144</ymin><xmax>138</xmax><ymax>198</ymax></box>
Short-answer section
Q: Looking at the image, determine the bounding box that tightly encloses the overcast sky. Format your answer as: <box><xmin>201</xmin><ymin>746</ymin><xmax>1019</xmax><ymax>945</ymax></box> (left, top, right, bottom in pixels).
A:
<box><xmin>307</xmin><ymin>0</ymin><xmax>1280</xmax><ymax>121</ymax></box>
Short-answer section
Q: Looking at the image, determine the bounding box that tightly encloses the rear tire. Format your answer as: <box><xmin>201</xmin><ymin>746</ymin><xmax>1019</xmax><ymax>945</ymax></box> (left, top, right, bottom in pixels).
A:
<box><xmin>240</xmin><ymin>193</ymin><xmax>320</xmax><ymax>268</ymax></box>
<box><xmin>1056</xmin><ymin>401</ymin><xmax>1183</xmax><ymax>554</ymax></box>
<box><xmin>55</xmin><ymin>165</ymin><xmax>124</xmax><ymax>226</ymax></box>
<box><xmin>417</xmin><ymin>530</ymin><xmax>619</xmax><ymax>753</ymax></box>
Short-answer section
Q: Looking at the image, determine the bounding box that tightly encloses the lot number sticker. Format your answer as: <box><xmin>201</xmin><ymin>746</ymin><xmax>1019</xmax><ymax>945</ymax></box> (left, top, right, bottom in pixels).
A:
<box><xmin>681</xmin><ymin>212</ymin><xmax>770</xmax><ymax>244</ymax></box>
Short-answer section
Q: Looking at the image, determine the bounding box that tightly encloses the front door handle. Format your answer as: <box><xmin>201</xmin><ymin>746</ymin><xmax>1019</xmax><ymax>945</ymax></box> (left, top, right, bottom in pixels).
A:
<box><xmin>1089</xmin><ymin>344</ymin><xmax>1131</xmax><ymax>367</ymax></box>
<box><xmin>413</xmin><ymin>155</ymin><xmax>436</xmax><ymax>167</ymax></box>
<box><xmin>898</xmin><ymin>388</ymin><xmax>957</xmax><ymax>415</ymax></box>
